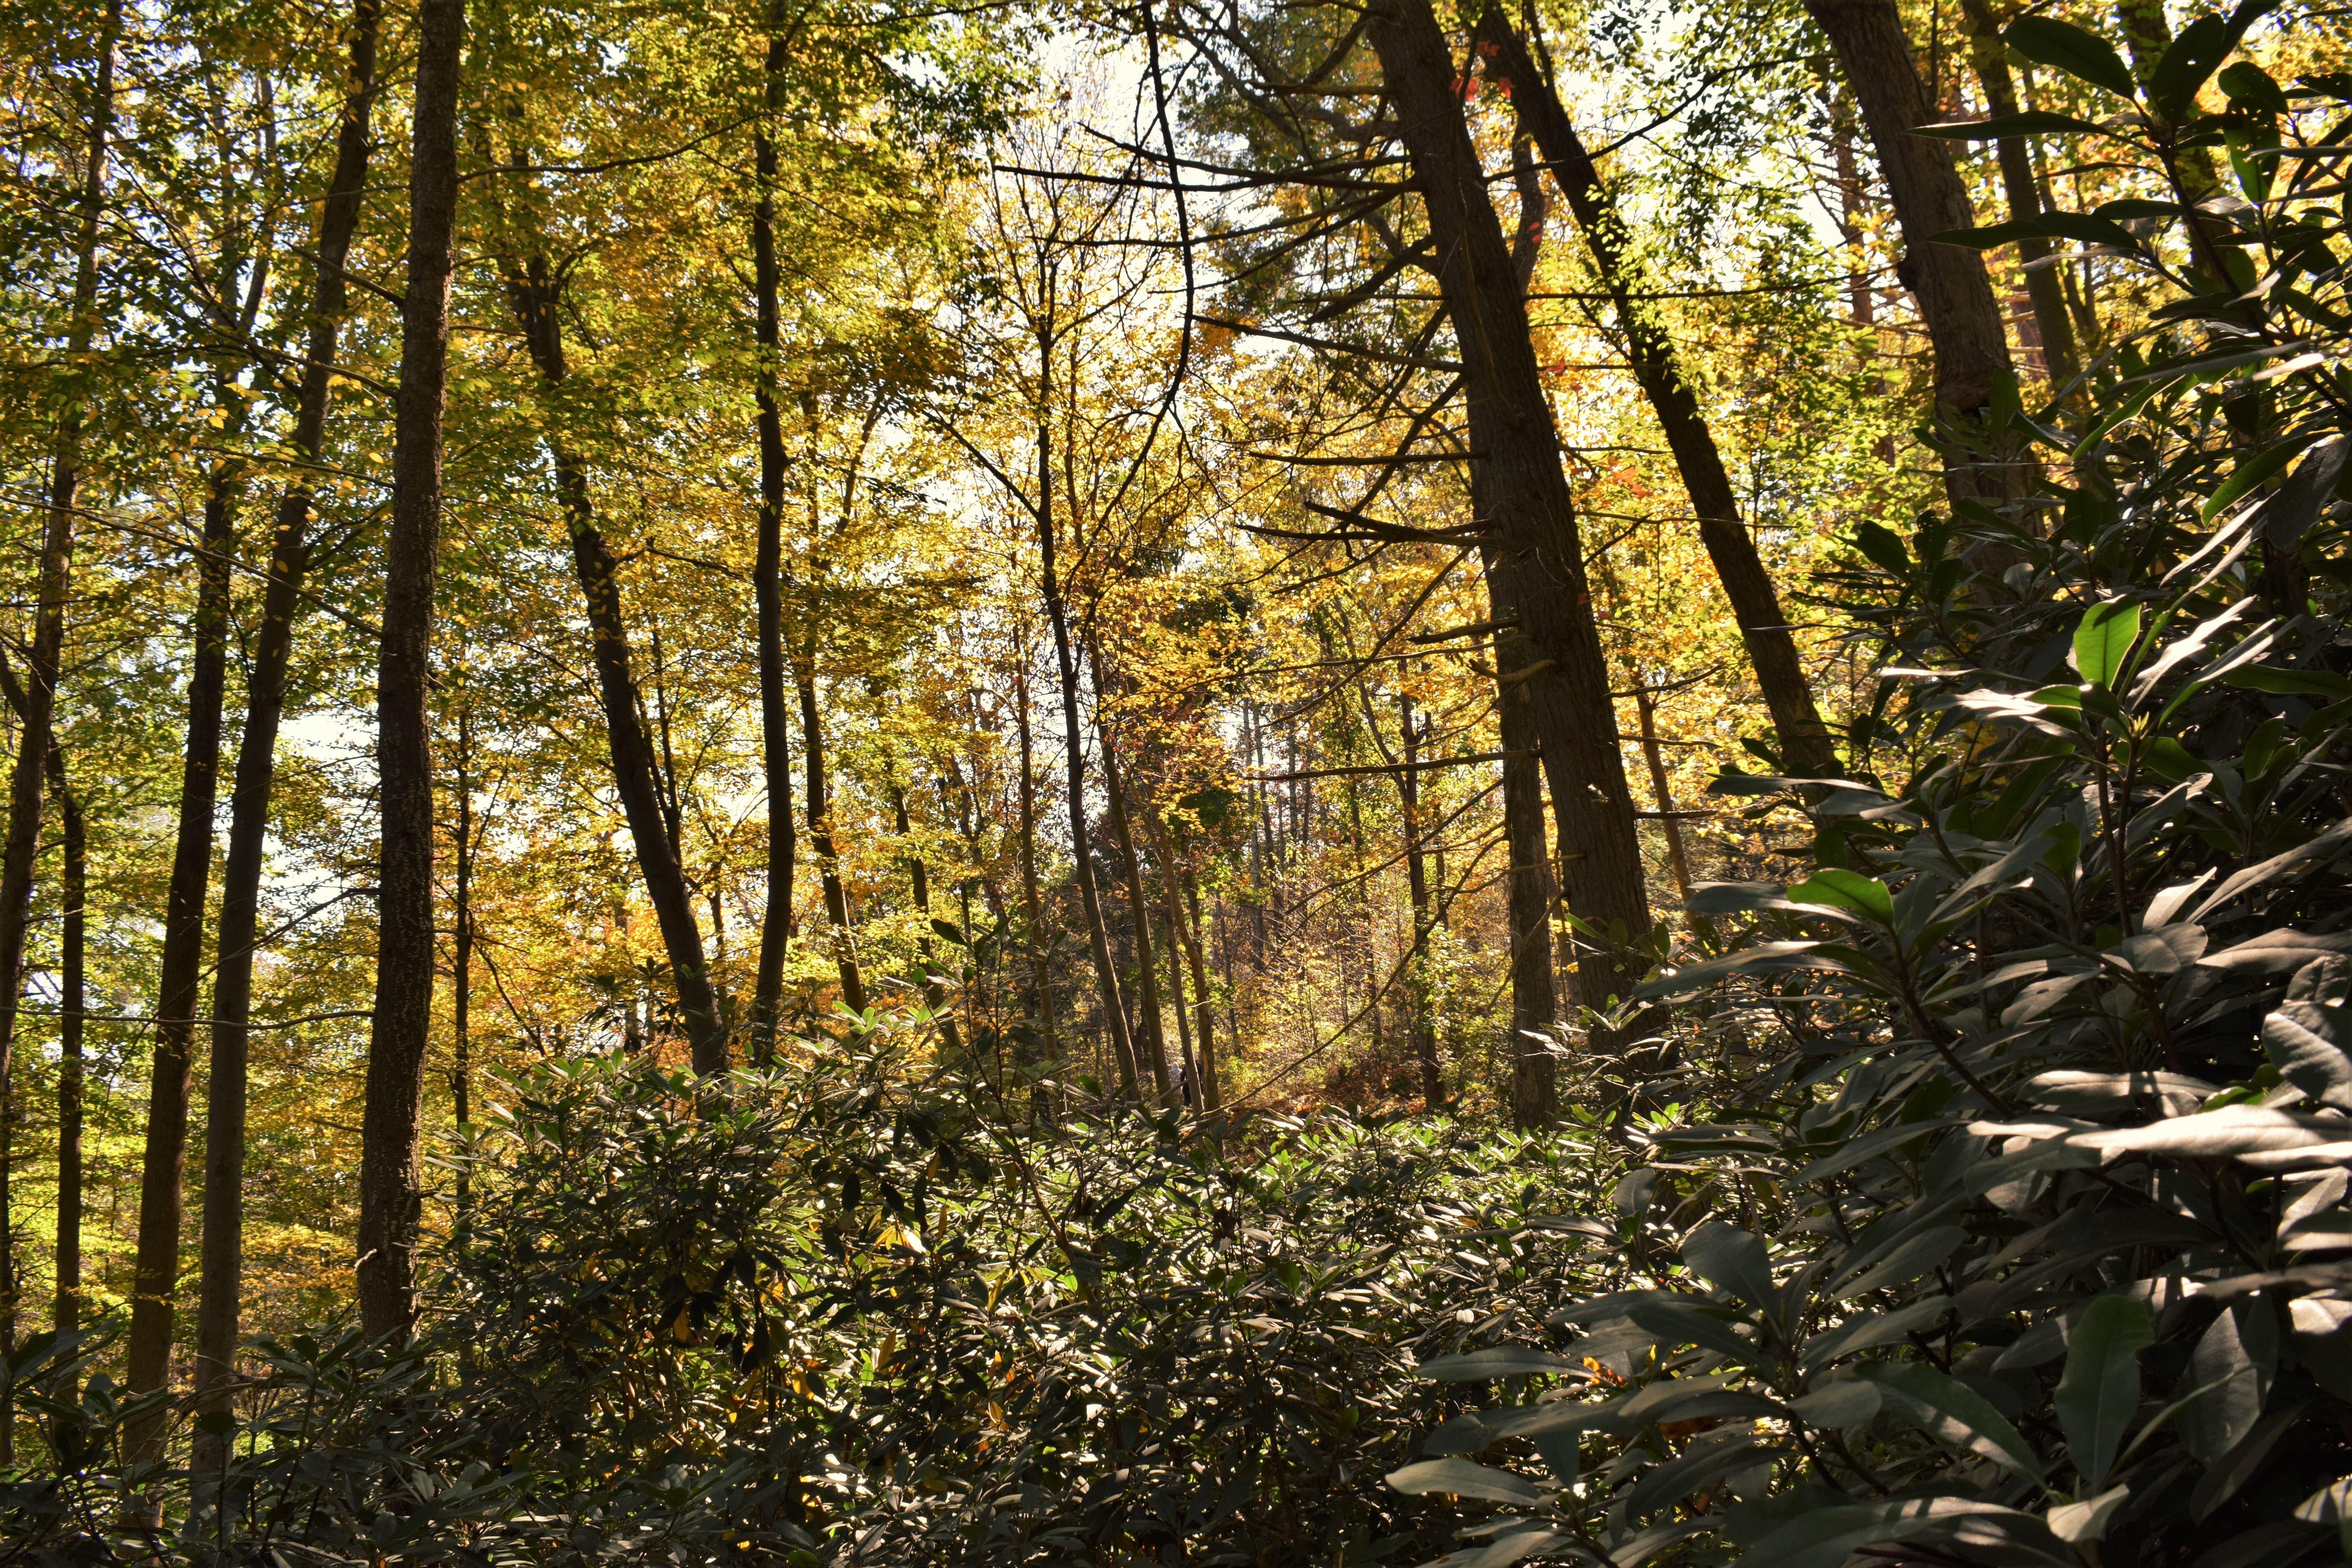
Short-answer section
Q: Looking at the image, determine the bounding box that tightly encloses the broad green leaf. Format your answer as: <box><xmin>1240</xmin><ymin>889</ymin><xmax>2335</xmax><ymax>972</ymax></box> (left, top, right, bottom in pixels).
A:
<box><xmin>1783</xmin><ymin>1379</ymin><xmax>1881</xmax><ymax>1428</ymax></box>
<box><xmin>1626</xmin><ymin>1430</ymin><xmax>1780</xmax><ymax>1517</ymax></box>
<box><xmin>1852</xmin><ymin>521</ymin><xmax>1909</xmax><ymax>573</ymax></box>
<box><xmin>1856</xmin><ymin>1361</ymin><xmax>2044</xmax><ymax>1477</ymax></box>
<box><xmin>2178</xmin><ymin>1303</ymin><xmax>2274</xmax><ymax>1465</ymax></box>
<box><xmin>1836</xmin><ymin>1226</ymin><xmax>1964</xmax><ymax>1299</ymax></box>
<box><xmin>2055</xmin><ymin>1295</ymin><xmax>2153</xmax><ymax>1491</ymax></box>
<box><xmin>2005</xmin><ymin>15</ymin><xmax>2139</xmax><ymax>96</ymax></box>
<box><xmin>1415</xmin><ymin>1347</ymin><xmax>1584</xmax><ymax>1380</ymax></box>
<box><xmin>1915</xmin><ymin>110</ymin><xmax>2111</xmax><ymax>139</ymax></box>
<box><xmin>1682</xmin><ymin>1221</ymin><xmax>1778</xmax><ymax>1313</ymax></box>
<box><xmin>2265</xmin><ymin>1001</ymin><xmax>2352</xmax><ymax>1109</ymax></box>
<box><xmin>2223</xmin><ymin>664</ymin><xmax>2352</xmax><ymax>699</ymax></box>
<box><xmin>2048</xmin><ymin>1484</ymin><xmax>2132</xmax><ymax>1543</ymax></box>
<box><xmin>1626</xmin><ymin>1299</ymin><xmax>1760</xmax><ymax>1363</ymax></box>
<box><xmin>1385</xmin><ymin>1457</ymin><xmax>1546</xmax><ymax>1504</ymax></box>
<box><xmin>1800</xmin><ymin>1297</ymin><xmax>1953</xmax><ymax>1371</ymax></box>
<box><xmin>1726</xmin><ymin>1497</ymin><xmax>2042</xmax><ymax>1568</ymax></box>
<box><xmin>2149</xmin><ymin>0</ymin><xmax>2281</xmax><ymax>122</ymax></box>
<box><xmin>2071</xmin><ymin>601</ymin><xmax>2142</xmax><ymax>688</ymax></box>
<box><xmin>1785</xmin><ymin>867</ymin><xmax>1893</xmax><ymax>924</ymax></box>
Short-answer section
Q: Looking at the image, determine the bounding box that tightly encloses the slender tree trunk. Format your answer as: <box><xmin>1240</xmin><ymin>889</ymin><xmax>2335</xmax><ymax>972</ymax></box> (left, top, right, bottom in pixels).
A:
<box><xmin>1013</xmin><ymin>661</ymin><xmax>1055</xmax><ymax>1076</ymax></box>
<box><xmin>1956</xmin><ymin>0</ymin><xmax>2080</xmax><ymax>386</ymax></box>
<box><xmin>891</xmin><ymin>782</ymin><xmax>964</xmax><ymax>1052</ymax></box>
<box><xmin>1098</xmin><ymin>737</ymin><xmax>1171</xmax><ymax>1098</ymax></box>
<box><xmin>452</xmin><ymin>707</ymin><xmax>473</xmax><ymax>1221</ymax></box>
<box><xmin>1803</xmin><ymin>0</ymin><xmax>2017</xmax><ymax>506</ymax></box>
<box><xmin>49</xmin><ymin>745</ymin><xmax>83</xmax><ymax>1332</ymax></box>
<box><xmin>1396</xmin><ymin>695</ymin><xmax>1442</xmax><ymax>1107</ymax></box>
<box><xmin>486</xmin><ymin>229</ymin><xmax>728</xmax><ymax>1070</ymax></box>
<box><xmin>1477</xmin><ymin>10</ymin><xmax>1836</xmax><ymax>778</ymax></box>
<box><xmin>1485</xmin><ymin>585</ymin><xmax>1559</xmax><ymax>1128</ymax></box>
<box><xmin>125</xmin><ymin>450</ymin><xmax>236</xmax><ymax>1450</ymax></box>
<box><xmin>0</xmin><ymin>1</ymin><xmax>117</xmax><ymax>1446</ymax></box>
<box><xmin>1367</xmin><ymin>0</ymin><xmax>1653</xmax><ymax>1009</ymax></box>
<box><xmin>356</xmin><ymin>0</ymin><xmax>465</xmax><ymax>1341</ymax></box>
<box><xmin>1179</xmin><ymin>872</ymin><xmax>1222</xmax><ymax>1111</ymax></box>
<box><xmin>189</xmin><ymin>0</ymin><xmax>381</xmax><ymax>1446</ymax></box>
<box><xmin>1032</xmin><ymin>310</ymin><xmax>1138</xmax><ymax>1094</ymax></box>
<box><xmin>1631</xmin><ymin>682</ymin><xmax>1695</xmax><ymax>904</ymax></box>
<box><xmin>750</xmin><ymin>16</ymin><xmax>796</xmax><ymax>1065</ymax></box>
<box><xmin>794</xmin><ymin>664</ymin><xmax>868</xmax><ymax>1015</ymax></box>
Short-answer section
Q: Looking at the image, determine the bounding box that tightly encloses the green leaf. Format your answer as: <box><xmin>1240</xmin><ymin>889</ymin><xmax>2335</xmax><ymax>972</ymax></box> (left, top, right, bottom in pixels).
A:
<box><xmin>2150</xmin><ymin>0</ymin><xmax>2281</xmax><ymax>121</ymax></box>
<box><xmin>1782</xmin><ymin>1379</ymin><xmax>1882</xmax><ymax>1428</ymax></box>
<box><xmin>1786</xmin><ymin>867</ymin><xmax>1894</xmax><ymax>924</ymax></box>
<box><xmin>1856</xmin><ymin>1362</ymin><xmax>2045</xmax><ymax>1477</ymax></box>
<box><xmin>929</xmin><ymin>918</ymin><xmax>967</xmax><ymax>946</ymax></box>
<box><xmin>1627</xmin><ymin>1299</ymin><xmax>1761</xmax><ymax>1362</ymax></box>
<box><xmin>2071</xmin><ymin>600</ymin><xmax>2142</xmax><ymax>688</ymax></box>
<box><xmin>1836</xmin><ymin>1225</ymin><xmax>1965</xmax><ymax>1298</ymax></box>
<box><xmin>2223</xmin><ymin>665</ymin><xmax>2352</xmax><ymax>699</ymax></box>
<box><xmin>2178</xmin><ymin>1303</ymin><xmax>2274</xmax><ymax>1465</ymax></box>
<box><xmin>1726</xmin><ymin>1497</ymin><xmax>2041</xmax><ymax>1568</ymax></box>
<box><xmin>1386</xmin><ymin>1457</ymin><xmax>1547</xmax><ymax>1505</ymax></box>
<box><xmin>1915</xmin><ymin>110</ymin><xmax>2111</xmax><ymax>139</ymax></box>
<box><xmin>1800</xmin><ymin>1297</ymin><xmax>1954</xmax><ymax>1371</ymax></box>
<box><xmin>2263</xmin><ymin>1001</ymin><xmax>2352</xmax><ymax>1109</ymax></box>
<box><xmin>2048</xmin><ymin>1484</ymin><xmax>2132</xmax><ymax>1543</ymax></box>
<box><xmin>2055</xmin><ymin>1295</ymin><xmax>2153</xmax><ymax>1492</ymax></box>
<box><xmin>2220</xmin><ymin>61</ymin><xmax>2288</xmax><ymax>113</ymax></box>
<box><xmin>2005</xmin><ymin>15</ymin><xmax>2140</xmax><ymax>98</ymax></box>
<box><xmin>1852</xmin><ymin>520</ymin><xmax>1910</xmax><ymax>575</ymax></box>
<box><xmin>1682</xmin><ymin>1221</ymin><xmax>1779</xmax><ymax>1314</ymax></box>
<box><xmin>1414</xmin><ymin>1347</ymin><xmax>1584</xmax><ymax>1380</ymax></box>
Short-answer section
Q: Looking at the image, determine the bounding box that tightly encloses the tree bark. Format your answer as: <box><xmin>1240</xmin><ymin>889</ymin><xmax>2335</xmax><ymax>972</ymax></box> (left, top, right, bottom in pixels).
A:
<box><xmin>1179</xmin><ymin>871</ymin><xmax>1222</xmax><ymax>1111</ymax></box>
<box><xmin>1490</xmin><ymin>594</ymin><xmax>1559</xmax><ymax>1128</ymax></box>
<box><xmin>452</xmin><ymin>706</ymin><xmax>474</xmax><ymax>1221</ymax></box>
<box><xmin>1395</xmin><ymin>693</ymin><xmax>1443</xmax><ymax>1107</ymax></box>
<box><xmin>1956</xmin><ymin>0</ymin><xmax>2081</xmax><ymax>386</ymax></box>
<box><xmin>189</xmin><ymin>0</ymin><xmax>381</xmax><ymax>1446</ymax></box>
<box><xmin>48</xmin><ymin>744</ymin><xmax>83</xmax><ymax>1332</ymax></box>
<box><xmin>487</xmin><ymin>230</ymin><xmax>728</xmax><ymax>1073</ymax></box>
<box><xmin>1098</xmin><ymin>735</ymin><xmax>1172</xmax><ymax>1098</ymax></box>
<box><xmin>1477</xmin><ymin>9</ymin><xmax>1837</xmax><ymax>778</ymax></box>
<box><xmin>793</xmin><ymin>664</ymin><xmax>868</xmax><ymax>1016</ymax></box>
<box><xmin>1367</xmin><ymin>0</ymin><xmax>1654</xmax><ymax>1009</ymax></box>
<box><xmin>356</xmin><ymin>0</ymin><xmax>465</xmax><ymax>1341</ymax></box>
<box><xmin>1803</xmin><ymin>0</ymin><xmax>2016</xmax><ymax>505</ymax></box>
<box><xmin>1032</xmin><ymin>313</ymin><xmax>1139</xmax><ymax>1094</ymax></box>
<box><xmin>0</xmin><ymin>0</ymin><xmax>117</xmax><ymax>1444</ymax></box>
<box><xmin>750</xmin><ymin>16</ymin><xmax>796</xmax><ymax>1066</ymax></box>
<box><xmin>1013</xmin><ymin>660</ymin><xmax>1056</xmax><ymax>1077</ymax></box>
<box><xmin>891</xmin><ymin>781</ymin><xmax>964</xmax><ymax>1052</ymax></box>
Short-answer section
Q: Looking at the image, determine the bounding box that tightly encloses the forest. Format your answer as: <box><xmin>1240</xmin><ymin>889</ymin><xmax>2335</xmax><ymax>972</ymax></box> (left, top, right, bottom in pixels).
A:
<box><xmin>5</xmin><ymin>0</ymin><xmax>2352</xmax><ymax>1557</ymax></box>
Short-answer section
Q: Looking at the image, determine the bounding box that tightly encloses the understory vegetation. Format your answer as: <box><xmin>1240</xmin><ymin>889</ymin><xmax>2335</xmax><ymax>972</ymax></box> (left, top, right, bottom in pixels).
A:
<box><xmin>5</xmin><ymin>0</ymin><xmax>2352</xmax><ymax>1559</ymax></box>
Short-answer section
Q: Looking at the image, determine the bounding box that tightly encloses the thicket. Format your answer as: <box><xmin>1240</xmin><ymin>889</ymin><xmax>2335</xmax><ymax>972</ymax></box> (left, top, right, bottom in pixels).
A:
<box><xmin>9</xmin><ymin>0</ymin><xmax>2352</xmax><ymax>1565</ymax></box>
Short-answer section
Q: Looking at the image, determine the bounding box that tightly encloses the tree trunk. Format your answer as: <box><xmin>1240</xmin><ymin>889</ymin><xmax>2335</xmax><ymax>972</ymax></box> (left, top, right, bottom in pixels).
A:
<box><xmin>1803</xmin><ymin>0</ymin><xmax>2016</xmax><ymax>505</ymax></box>
<box><xmin>750</xmin><ymin>15</ymin><xmax>796</xmax><ymax>1065</ymax></box>
<box><xmin>1476</xmin><ymin>10</ymin><xmax>1837</xmax><ymax>778</ymax></box>
<box><xmin>356</xmin><ymin>0</ymin><xmax>465</xmax><ymax>1341</ymax></box>
<box><xmin>1486</xmin><ymin>587</ymin><xmax>1559</xmax><ymax>1128</ymax></box>
<box><xmin>1098</xmin><ymin>737</ymin><xmax>1172</xmax><ymax>1099</ymax></box>
<box><xmin>1632</xmin><ymin>681</ymin><xmax>1695</xmax><ymax>902</ymax></box>
<box><xmin>1395</xmin><ymin>695</ymin><xmax>1442</xmax><ymax>1107</ymax></box>
<box><xmin>452</xmin><ymin>706</ymin><xmax>474</xmax><ymax>1221</ymax></box>
<box><xmin>1180</xmin><ymin>871</ymin><xmax>1222</xmax><ymax>1111</ymax></box>
<box><xmin>1032</xmin><ymin>317</ymin><xmax>1139</xmax><ymax>1095</ymax></box>
<box><xmin>1367</xmin><ymin>0</ymin><xmax>1654</xmax><ymax>1009</ymax></box>
<box><xmin>487</xmin><ymin>227</ymin><xmax>728</xmax><ymax>1071</ymax></box>
<box><xmin>0</xmin><ymin>0</ymin><xmax>117</xmax><ymax>1448</ymax></box>
<box><xmin>794</xmin><ymin>664</ymin><xmax>868</xmax><ymax>1015</ymax></box>
<box><xmin>1013</xmin><ymin>661</ymin><xmax>1056</xmax><ymax>1077</ymax></box>
<box><xmin>189</xmin><ymin>0</ymin><xmax>381</xmax><ymax>1447</ymax></box>
<box><xmin>1956</xmin><ymin>0</ymin><xmax>2081</xmax><ymax>386</ymax></box>
<box><xmin>891</xmin><ymin>782</ymin><xmax>964</xmax><ymax>1052</ymax></box>
<box><xmin>48</xmin><ymin>744</ymin><xmax>83</xmax><ymax>1332</ymax></box>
